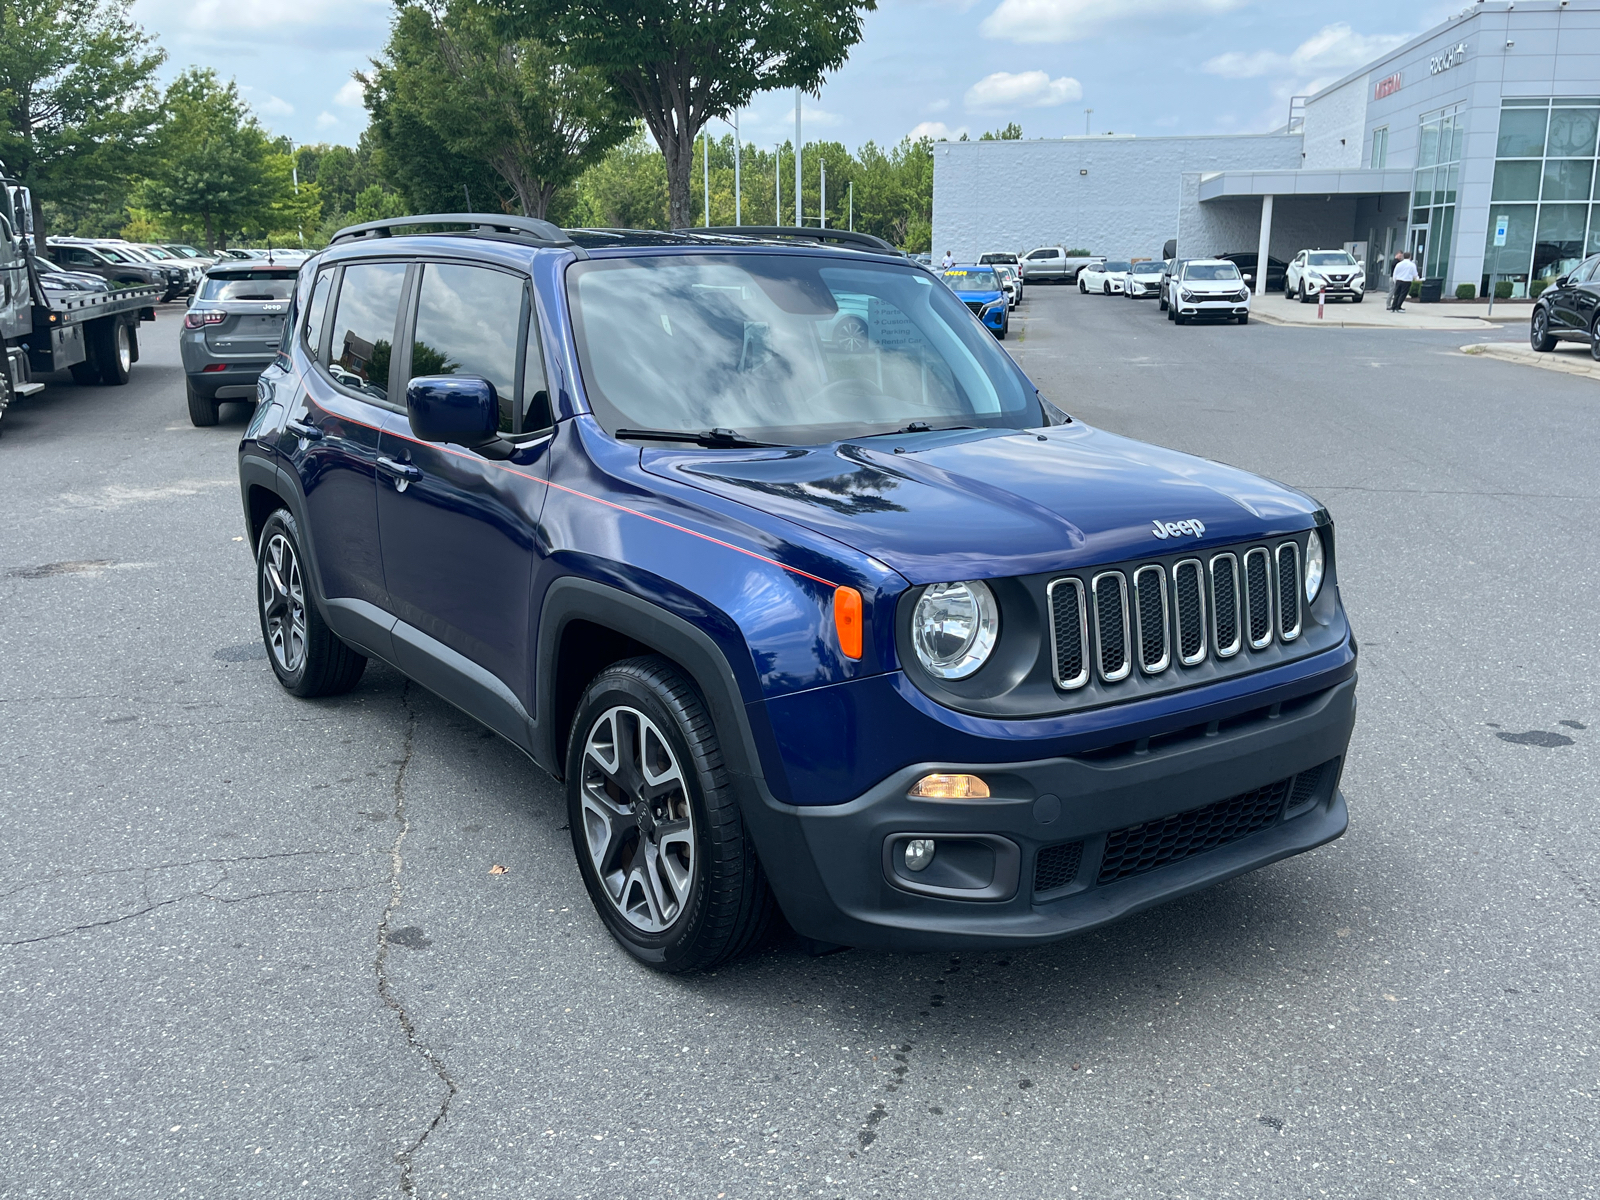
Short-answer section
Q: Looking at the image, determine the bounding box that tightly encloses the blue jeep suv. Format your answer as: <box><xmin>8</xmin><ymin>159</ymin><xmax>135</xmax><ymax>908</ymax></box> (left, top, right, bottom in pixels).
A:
<box><xmin>238</xmin><ymin>215</ymin><xmax>1356</xmax><ymax>972</ymax></box>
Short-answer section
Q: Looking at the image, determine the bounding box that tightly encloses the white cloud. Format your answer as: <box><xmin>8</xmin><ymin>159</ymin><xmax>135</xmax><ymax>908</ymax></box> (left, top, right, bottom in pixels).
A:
<box><xmin>315</xmin><ymin>111</ymin><xmax>339</xmax><ymax>130</ymax></box>
<box><xmin>982</xmin><ymin>0</ymin><xmax>1250</xmax><ymax>44</ymax></box>
<box><xmin>965</xmin><ymin>70</ymin><xmax>1082</xmax><ymax>111</ymax></box>
<box><xmin>177</xmin><ymin>0</ymin><xmax>389</xmax><ymax>34</ymax></box>
<box><xmin>1204</xmin><ymin>22</ymin><xmax>1409</xmax><ymax>84</ymax></box>
<box><xmin>334</xmin><ymin>78</ymin><xmax>366</xmax><ymax>108</ymax></box>
<box><xmin>256</xmin><ymin>94</ymin><xmax>294</xmax><ymax>117</ymax></box>
<box><xmin>909</xmin><ymin>121</ymin><xmax>968</xmax><ymax>141</ymax></box>
<box><xmin>926</xmin><ymin>98</ymin><xmax>951</xmax><ymax>114</ymax></box>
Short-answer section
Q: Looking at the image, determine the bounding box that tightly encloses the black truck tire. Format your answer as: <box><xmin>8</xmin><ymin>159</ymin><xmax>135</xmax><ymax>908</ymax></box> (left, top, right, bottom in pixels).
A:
<box><xmin>88</xmin><ymin>317</ymin><xmax>132</xmax><ymax>386</ymax></box>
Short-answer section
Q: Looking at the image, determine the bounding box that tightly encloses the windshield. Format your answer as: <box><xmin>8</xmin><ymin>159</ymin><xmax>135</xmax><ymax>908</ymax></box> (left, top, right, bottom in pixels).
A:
<box><xmin>568</xmin><ymin>254</ymin><xmax>1040</xmax><ymax>445</ymax></box>
<box><xmin>1130</xmin><ymin>262</ymin><xmax>1163</xmax><ymax>275</ymax></box>
<box><xmin>1102</xmin><ymin>261</ymin><xmax>1132</xmax><ymax>272</ymax></box>
<box><xmin>943</xmin><ymin>268</ymin><xmax>1000</xmax><ymax>290</ymax></box>
<box><xmin>1307</xmin><ymin>252</ymin><xmax>1356</xmax><ymax>268</ymax></box>
<box><xmin>168</xmin><ymin>245</ymin><xmax>202</xmax><ymax>258</ymax></box>
<box><xmin>1183</xmin><ymin>263</ymin><xmax>1242</xmax><ymax>281</ymax></box>
<box><xmin>979</xmin><ymin>254</ymin><xmax>1017</xmax><ymax>264</ymax></box>
<box><xmin>140</xmin><ymin>246</ymin><xmax>173</xmax><ymax>259</ymax></box>
<box><xmin>200</xmin><ymin>273</ymin><xmax>297</xmax><ymax>301</ymax></box>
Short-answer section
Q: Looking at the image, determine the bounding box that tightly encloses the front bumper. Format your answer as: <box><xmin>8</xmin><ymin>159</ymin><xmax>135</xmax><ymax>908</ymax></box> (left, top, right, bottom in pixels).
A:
<box><xmin>745</xmin><ymin>674</ymin><xmax>1356</xmax><ymax>950</ymax></box>
<box><xmin>1178</xmin><ymin>298</ymin><xmax>1251</xmax><ymax>317</ymax></box>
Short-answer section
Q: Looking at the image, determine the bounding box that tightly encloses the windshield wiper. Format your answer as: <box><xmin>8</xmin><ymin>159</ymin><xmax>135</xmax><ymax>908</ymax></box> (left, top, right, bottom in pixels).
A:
<box><xmin>613</xmin><ymin>426</ymin><xmax>780</xmax><ymax>448</ymax></box>
<box><xmin>891</xmin><ymin>421</ymin><xmax>977</xmax><ymax>435</ymax></box>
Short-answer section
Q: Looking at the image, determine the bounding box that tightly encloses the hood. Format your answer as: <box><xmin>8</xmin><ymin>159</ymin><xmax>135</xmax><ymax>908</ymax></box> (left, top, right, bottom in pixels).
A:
<box><xmin>643</xmin><ymin>424</ymin><xmax>1319</xmax><ymax>585</ymax></box>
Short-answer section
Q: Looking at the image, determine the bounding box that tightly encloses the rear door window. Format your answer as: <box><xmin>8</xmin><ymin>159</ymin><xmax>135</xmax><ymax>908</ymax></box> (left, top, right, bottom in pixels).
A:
<box><xmin>407</xmin><ymin>262</ymin><xmax>528</xmax><ymax>433</ymax></box>
<box><xmin>326</xmin><ymin>261</ymin><xmax>408</xmax><ymax>401</ymax></box>
<box><xmin>303</xmin><ymin>267</ymin><xmax>334</xmax><ymax>356</ymax></box>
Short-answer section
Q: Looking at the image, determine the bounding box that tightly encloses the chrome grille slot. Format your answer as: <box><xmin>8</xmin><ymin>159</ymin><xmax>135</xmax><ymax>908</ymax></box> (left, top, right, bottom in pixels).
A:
<box><xmin>1277</xmin><ymin>541</ymin><xmax>1302</xmax><ymax>641</ymax></box>
<box><xmin>1209</xmin><ymin>553</ymin><xmax>1241</xmax><ymax>658</ymax></box>
<box><xmin>1242</xmin><ymin>547</ymin><xmax>1273</xmax><ymax>650</ymax></box>
<box><xmin>1047</xmin><ymin>577</ymin><xmax>1090</xmax><ymax>690</ymax></box>
<box><xmin>1172</xmin><ymin>559</ymin><xmax>1206</xmax><ymax>666</ymax></box>
<box><xmin>1132</xmin><ymin>565</ymin><xmax>1170</xmax><ymax>674</ymax></box>
<box><xmin>1091</xmin><ymin>571</ymin><xmax>1131</xmax><ymax>682</ymax></box>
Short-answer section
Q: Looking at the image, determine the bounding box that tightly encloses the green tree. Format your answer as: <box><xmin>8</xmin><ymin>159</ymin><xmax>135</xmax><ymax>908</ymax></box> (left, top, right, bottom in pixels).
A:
<box><xmin>136</xmin><ymin>68</ymin><xmax>300</xmax><ymax>250</ymax></box>
<box><xmin>979</xmin><ymin>123</ymin><xmax>1022</xmax><ymax>141</ymax></box>
<box><xmin>0</xmin><ymin>0</ymin><xmax>164</xmax><ymax>251</ymax></box>
<box><xmin>366</xmin><ymin>1</ymin><xmax>631</xmax><ymax>220</ymax></box>
<box><xmin>516</xmin><ymin>0</ymin><xmax>876</xmax><ymax>229</ymax></box>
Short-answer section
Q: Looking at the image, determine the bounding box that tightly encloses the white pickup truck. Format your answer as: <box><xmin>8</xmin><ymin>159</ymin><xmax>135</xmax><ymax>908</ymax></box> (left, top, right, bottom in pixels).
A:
<box><xmin>1021</xmin><ymin>246</ymin><xmax>1103</xmax><ymax>284</ymax></box>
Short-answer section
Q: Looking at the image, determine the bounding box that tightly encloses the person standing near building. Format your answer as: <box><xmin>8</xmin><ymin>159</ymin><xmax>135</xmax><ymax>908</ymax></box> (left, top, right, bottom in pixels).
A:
<box><xmin>1390</xmin><ymin>252</ymin><xmax>1419</xmax><ymax>312</ymax></box>
<box><xmin>941</xmin><ymin>249</ymin><xmax>954</xmax><ymax>270</ymax></box>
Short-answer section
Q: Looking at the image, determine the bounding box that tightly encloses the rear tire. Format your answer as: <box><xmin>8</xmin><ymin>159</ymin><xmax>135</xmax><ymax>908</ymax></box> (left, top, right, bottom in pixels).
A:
<box><xmin>89</xmin><ymin>318</ymin><xmax>132</xmax><ymax>385</ymax></box>
<box><xmin>256</xmin><ymin>509</ymin><xmax>367</xmax><ymax>698</ymax></box>
<box><xmin>1531</xmin><ymin>307</ymin><xmax>1557</xmax><ymax>352</ymax></box>
<box><xmin>187</xmin><ymin>380</ymin><xmax>219</xmax><ymax>427</ymax></box>
<box><xmin>567</xmin><ymin>656</ymin><xmax>776</xmax><ymax>973</ymax></box>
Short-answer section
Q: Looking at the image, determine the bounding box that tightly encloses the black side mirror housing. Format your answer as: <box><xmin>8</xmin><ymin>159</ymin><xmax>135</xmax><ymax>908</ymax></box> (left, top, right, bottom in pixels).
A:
<box><xmin>406</xmin><ymin>375</ymin><xmax>514</xmax><ymax>459</ymax></box>
<box><xmin>1555</xmin><ymin>275</ymin><xmax>1570</xmax><ymax>288</ymax></box>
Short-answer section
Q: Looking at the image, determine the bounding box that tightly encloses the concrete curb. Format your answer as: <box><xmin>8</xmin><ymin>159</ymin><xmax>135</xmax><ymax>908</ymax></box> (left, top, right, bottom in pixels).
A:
<box><xmin>1461</xmin><ymin>341</ymin><xmax>1600</xmax><ymax>381</ymax></box>
<box><xmin>1251</xmin><ymin>305</ymin><xmax>1501</xmax><ymax>331</ymax></box>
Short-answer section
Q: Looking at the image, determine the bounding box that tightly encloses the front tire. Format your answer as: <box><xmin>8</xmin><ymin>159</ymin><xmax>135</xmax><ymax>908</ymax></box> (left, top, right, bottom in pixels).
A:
<box><xmin>1079</xmin><ymin>278</ymin><xmax>1087</xmax><ymax>293</ymax></box>
<box><xmin>1531</xmin><ymin>307</ymin><xmax>1557</xmax><ymax>352</ymax></box>
<box><xmin>1237</xmin><ymin>314</ymin><xmax>1249</xmax><ymax>325</ymax></box>
<box><xmin>567</xmin><ymin>657</ymin><xmax>775</xmax><ymax>973</ymax></box>
<box><xmin>186</xmin><ymin>380</ymin><xmax>218</xmax><ymax>427</ymax></box>
<box><xmin>256</xmin><ymin>509</ymin><xmax>367</xmax><ymax>697</ymax></box>
<box><xmin>1589</xmin><ymin>317</ymin><xmax>1600</xmax><ymax>362</ymax></box>
<box><xmin>1298</xmin><ymin>282</ymin><xmax>1311</xmax><ymax>304</ymax></box>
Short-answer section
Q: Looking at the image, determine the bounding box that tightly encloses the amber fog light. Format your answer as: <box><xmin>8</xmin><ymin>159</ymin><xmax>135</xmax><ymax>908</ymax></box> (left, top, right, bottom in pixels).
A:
<box><xmin>903</xmin><ymin>839</ymin><xmax>936</xmax><ymax>872</ymax></box>
<box><xmin>908</xmin><ymin>773</ymin><xmax>991</xmax><ymax>800</ymax></box>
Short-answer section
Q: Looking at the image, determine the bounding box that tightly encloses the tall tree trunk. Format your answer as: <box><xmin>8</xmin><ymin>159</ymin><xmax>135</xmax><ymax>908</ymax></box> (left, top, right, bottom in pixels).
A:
<box><xmin>662</xmin><ymin>131</ymin><xmax>693</xmax><ymax>229</ymax></box>
<box><xmin>31</xmin><ymin>193</ymin><xmax>47</xmax><ymax>258</ymax></box>
<box><xmin>204</xmin><ymin>212</ymin><xmax>215</xmax><ymax>253</ymax></box>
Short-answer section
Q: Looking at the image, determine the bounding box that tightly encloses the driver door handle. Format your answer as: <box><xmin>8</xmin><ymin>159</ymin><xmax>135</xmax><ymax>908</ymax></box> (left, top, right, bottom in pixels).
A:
<box><xmin>286</xmin><ymin>419</ymin><xmax>323</xmax><ymax>441</ymax></box>
<box><xmin>377</xmin><ymin>456</ymin><xmax>422</xmax><ymax>482</ymax></box>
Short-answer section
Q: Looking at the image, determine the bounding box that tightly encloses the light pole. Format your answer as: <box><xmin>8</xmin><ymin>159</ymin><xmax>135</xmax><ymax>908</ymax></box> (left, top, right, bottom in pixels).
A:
<box><xmin>775</xmin><ymin>143</ymin><xmax>782</xmax><ymax>224</ymax></box>
<box><xmin>733</xmin><ymin>111</ymin><xmax>741</xmax><ymax>226</ymax></box>
<box><xmin>848</xmin><ymin>179</ymin><xmax>854</xmax><ymax>231</ymax></box>
<box><xmin>287</xmin><ymin>138</ymin><xmax>304</xmax><ymax>247</ymax></box>
<box><xmin>1084</xmin><ymin>109</ymin><xmax>1093</xmax><ymax>136</ymax></box>
<box><xmin>794</xmin><ymin>87</ymin><xmax>803</xmax><ymax>227</ymax></box>
<box><xmin>820</xmin><ymin>158</ymin><xmax>827</xmax><ymax>229</ymax></box>
<box><xmin>703</xmin><ymin>127</ymin><xmax>711</xmax><ymax>227</ymax></box>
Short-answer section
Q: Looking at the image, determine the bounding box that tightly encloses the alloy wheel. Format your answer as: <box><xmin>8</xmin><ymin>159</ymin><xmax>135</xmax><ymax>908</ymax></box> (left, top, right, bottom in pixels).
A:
<box><xmin>115</xmin><ymin>323</ymin><xmax>131</xmax><ymax>374</ymax></box>
<box><xmin>260</xmin><ymin>532</ymin><xmax>307</xmax><ymax>673</ymax></box>
<box><xmin>580</xmin><ymin>705</ymin><xmax>696</xmax><ymax>934</ymax></box>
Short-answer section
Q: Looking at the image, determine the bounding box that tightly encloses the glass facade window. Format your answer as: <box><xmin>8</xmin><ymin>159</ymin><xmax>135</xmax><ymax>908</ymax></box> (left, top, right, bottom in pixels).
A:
<box><xmin>1411</xmin><ymin>105</ymin><xmax>1463</xmax><ymax>279</ymax></box>
<box><xmin>1371</xmin><ymin>126</ymin><xmax>1389</xmax><ymax>169</ymax></box>
<box><xmin>1483</xmin><ymin>98</ymin><xmax>1600</xmax><ymax>296</ymax></box>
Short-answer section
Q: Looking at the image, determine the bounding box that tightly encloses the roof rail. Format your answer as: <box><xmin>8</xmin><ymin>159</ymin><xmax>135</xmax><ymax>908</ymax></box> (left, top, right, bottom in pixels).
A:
<box><xmin>682</xmin><ymin>225</ymin><xmax>904</xmax><ymax>255</ymax></box>
<box><xmin>329</xmin><ymin>213</ymin><xmax>576</xmax><ymax>248</ymax></box>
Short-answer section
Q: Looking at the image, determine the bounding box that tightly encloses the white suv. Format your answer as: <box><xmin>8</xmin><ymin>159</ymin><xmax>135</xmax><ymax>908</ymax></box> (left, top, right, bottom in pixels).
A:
<box><xmin>1166</xmin><ymin>259</ymin><xmax>1252</xmax><ymax>325</ymax></box>
<box><xmin>1284</xmin><ymin>250</ymin><xmax>1365</xmax><ymax>304</ymax></box>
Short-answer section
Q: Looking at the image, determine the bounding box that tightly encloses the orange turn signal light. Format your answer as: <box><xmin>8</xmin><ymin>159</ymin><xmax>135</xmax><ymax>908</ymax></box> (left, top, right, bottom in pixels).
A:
<box><xmin>908</xmin><ymin>773</ymin><xmax>991</xmax><ymax>800</ymax></box>
<box><xmin>833</xmin><ymin>586</ymin><xmax>863</xmax><ymax>660</ymax></box>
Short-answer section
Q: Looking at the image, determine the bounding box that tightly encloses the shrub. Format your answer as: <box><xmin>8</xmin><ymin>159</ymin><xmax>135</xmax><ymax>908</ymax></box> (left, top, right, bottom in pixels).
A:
<box><xmin>1063</xmin><ymin>247</ymin><xmax>1092</xmax><ymax>256</ymax></box>
<box><xmin>1409</xmin><ymin>279</ymin><xmax>1422</xmax><ymax>297</ymax></box>
<box><xmin>1455</xmin><ymin>283</ymin><xmax>1476</xmax><ymax>300</ymax></box>
<box><xmin>1530</xmin><ymin>279</ymin><xmax>1551</xmax><ymax>299</ymax></box>
<box><xmin>1494</xmin><ymin>280</ymin><xmax>1514</xmax><ymax>300</ymax></box>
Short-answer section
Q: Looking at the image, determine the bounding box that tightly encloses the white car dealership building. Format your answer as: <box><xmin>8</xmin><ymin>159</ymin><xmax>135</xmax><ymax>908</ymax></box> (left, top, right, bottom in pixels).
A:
<box><xmin>934</xmin><ymin>0</ymin><xmax>1600</xmax><ymax>297</ymax></box>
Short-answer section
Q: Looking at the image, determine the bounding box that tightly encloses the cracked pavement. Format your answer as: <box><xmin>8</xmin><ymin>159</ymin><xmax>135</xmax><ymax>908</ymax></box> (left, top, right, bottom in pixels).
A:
<box><xmin>1</xmin><ymin>292</ymin><xmax>1596</xmax><ymax>1198</ymax></box>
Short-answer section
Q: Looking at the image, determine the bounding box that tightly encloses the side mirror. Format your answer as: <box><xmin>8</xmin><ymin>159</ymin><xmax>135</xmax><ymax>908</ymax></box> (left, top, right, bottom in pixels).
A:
<box><xmin>1555</xmin><ymin>275</ymin><xmax>1570</xmax><ymax>288</ymax></box>
<box><xmin>406</xmin><ymin>375</ymin><xmax>514</xmax><ymax>459</ymax></box>
<box><xmin>1242</xmin><ymin>274</ymin><xmax>1254</xmax><ymax>284</ymax></box>
<box><xmin>14</xmin><ymin>187</ymin><xmax>33</xmax><ymax>237</ymax></box>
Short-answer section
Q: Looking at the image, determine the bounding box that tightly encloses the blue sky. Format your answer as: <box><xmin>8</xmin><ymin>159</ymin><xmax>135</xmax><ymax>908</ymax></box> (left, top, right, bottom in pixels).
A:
<box><xmin>128</xmin><ymin>0</ymin><xmax>1464</xmax><ymax>151</ymax></box>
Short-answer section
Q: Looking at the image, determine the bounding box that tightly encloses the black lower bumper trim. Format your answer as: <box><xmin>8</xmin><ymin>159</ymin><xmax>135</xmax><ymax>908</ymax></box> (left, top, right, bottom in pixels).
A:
<box><xmin>740</xmin><ymin>674</ymin><xmax>1356</xmax><ymax>951</ymax></box>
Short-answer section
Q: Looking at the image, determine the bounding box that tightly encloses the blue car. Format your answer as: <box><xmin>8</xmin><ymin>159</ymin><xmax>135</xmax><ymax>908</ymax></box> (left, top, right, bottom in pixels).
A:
<box><xmin>238</xmin><ymin>217</ymin><xmax>1355</xmax><ymax>972</ymax></box>
<box><xmin>941</xmin><ymin>265</ymin><xmax>1010</xmax><ymax>338</ymax></box>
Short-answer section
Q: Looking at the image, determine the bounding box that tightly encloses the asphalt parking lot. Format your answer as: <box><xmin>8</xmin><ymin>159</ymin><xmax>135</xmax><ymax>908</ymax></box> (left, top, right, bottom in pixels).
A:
<box><xmin>2</xmin><ymin>288</ymin><xmax>1596</xmax><ymax>1199</ymax></box>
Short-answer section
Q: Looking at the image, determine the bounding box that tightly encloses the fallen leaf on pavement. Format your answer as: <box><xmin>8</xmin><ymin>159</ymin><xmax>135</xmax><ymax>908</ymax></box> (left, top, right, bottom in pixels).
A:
<box><xmin>489</xmin><ymin>864</ymin><xmax>509</xmax><ymax>875</ymax></box>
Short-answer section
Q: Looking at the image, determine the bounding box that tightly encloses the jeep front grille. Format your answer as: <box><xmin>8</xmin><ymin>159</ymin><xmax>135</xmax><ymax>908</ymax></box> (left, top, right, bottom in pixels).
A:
<box><xmin>1047</xmin><ymin>577</ymin><xmax>1089</xmax><ymax>690</ymax></box>
<box><xmin>1090</xmin><ymin>571</ymin><xmax>1131</xmax><ymax>682</ymax></box>
<box><xmin>1045</xmin><ymin>536</ymin><xmax>1314</xmax><ymax>694</ymax></box>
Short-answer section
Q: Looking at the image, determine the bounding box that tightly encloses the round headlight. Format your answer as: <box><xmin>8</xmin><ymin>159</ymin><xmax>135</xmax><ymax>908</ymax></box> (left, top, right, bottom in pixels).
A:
<box><xmin>911</xmin><ymin>581</ymin><xmax>999</xmax><ymax>680</ymax></box>
<box><xmin>1304</xmin><ymin>528</ymin><xmax>1325</xmax><ymax>604</ymax></box>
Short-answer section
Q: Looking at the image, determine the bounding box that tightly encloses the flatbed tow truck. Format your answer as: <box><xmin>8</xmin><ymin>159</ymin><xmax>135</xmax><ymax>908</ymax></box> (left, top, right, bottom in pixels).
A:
<box><xmin>1</xmin><ymin>170</ymin><xmax>161</xmax><ymax>435</ymax></box>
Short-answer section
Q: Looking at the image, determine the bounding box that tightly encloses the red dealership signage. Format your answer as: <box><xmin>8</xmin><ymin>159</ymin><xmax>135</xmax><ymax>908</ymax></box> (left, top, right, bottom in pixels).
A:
<box><xmin>1374</xmin><ymin>73</ymin><xmax>1403</xmax><ymax>100</ymax></box>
